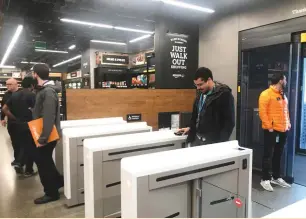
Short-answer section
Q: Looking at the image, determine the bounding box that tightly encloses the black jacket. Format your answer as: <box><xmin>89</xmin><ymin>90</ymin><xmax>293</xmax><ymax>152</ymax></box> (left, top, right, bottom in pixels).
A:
<box><xmin>6</xmin><ymin>89</ymin><xmax>36</xmax><ymax>123</ymax></box>
<box><xmin>187</xmin><ymin>82</ymin><xmax>235</xmax><ymax>144</ymax></box>
<box><xmin>1</xmin><ymin>91</ymin><xmax>13</xmax><ymax>120</ymax></box>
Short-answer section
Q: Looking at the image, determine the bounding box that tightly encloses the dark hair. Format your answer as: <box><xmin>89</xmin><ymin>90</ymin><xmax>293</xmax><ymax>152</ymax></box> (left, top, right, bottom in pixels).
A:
<box><xmin>194</xmin><ymin>67</ymin><xmax>213</xmax><ymax>82</ymax></box>
<box><xmin>21</xmin><ymin>76</ymin><xmax>35</xmax><ymax>88</ymax></box>
<box><xmin>271</xmin><ymin>73</ymin><xmax>285</xmax><ymax>85</ymax></box>
<box><xmin>33</xmin><ymin>64</ymin><xmax>50</xmax><ymax>80</ymax></box>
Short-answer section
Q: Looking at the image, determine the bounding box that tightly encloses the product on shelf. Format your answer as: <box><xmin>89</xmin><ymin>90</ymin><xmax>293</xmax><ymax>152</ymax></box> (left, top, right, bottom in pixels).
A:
<box><xmin>131</xmin><ymin>74</ymin><xmax>147</xmax><ymax>87</ymax></box>
<box><xmin>102</xmin><ymin>81</ymin><xmax>127</xmax><ymax>88</ymax></box>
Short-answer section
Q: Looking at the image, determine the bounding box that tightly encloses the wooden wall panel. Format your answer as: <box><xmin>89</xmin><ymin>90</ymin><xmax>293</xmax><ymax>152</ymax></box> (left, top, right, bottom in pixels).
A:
<box><xmin>66</xmin><ymin>89</ymin><xmax>195</xmax><ymax>130</ymax></box>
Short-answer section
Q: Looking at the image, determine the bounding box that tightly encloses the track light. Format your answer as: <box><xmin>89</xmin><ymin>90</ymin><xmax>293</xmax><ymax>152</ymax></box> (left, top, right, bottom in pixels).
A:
<box><xmin>129</xmin><ymin>34</ymin><xmax>152</xmax><ymax>43</ymax></box>
<box><xmin>53</xmin><ymin>55</ymin><xmax>82</xmax><ymax>67</ymax></box>
<box><xmin>35</xmin><ymin>49</ymin><xmax>68</xmax><ymax>54</ymax></box>
<box><xmin>91</xmin><ymin>40</ymin><xmax>126</xmax><ymax>45</ymax></box>
<box><xmin>0</xmin><ymin>25</ymin><xmax>23</xmax><ymax>66</ymax></box>
<box><xmin>156</xmin><ymin>0</ymin><xmax>215</xmax><ymax>13</ymax></box>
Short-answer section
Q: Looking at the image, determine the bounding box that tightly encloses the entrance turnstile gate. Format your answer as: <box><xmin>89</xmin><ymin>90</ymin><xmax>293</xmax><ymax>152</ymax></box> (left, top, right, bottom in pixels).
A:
<box><xmin>55</xmin><ymin>117</ymin><xmax>126</xmax><ymax>174</ymax></box>
<box><xmin>63</xmin><ymin>122</ymin><xmax>151</xmax><ymax>207</ymax></box>
<box><xmin>121</xmin><ymin>141</ymin><xmax>252</xmax><ymax>218</ymax></box>
<box><xmin>83</xmin><ymin>130</ymin><xmax>187</xmax><ymax>218</ymax></box>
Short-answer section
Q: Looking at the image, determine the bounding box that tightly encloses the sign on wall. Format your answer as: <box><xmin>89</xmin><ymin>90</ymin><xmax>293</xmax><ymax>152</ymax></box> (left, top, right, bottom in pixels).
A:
<box><xmin>102</xmin><ymin>54</ymin><xmax>129</xmax><ymax>65</ymax></box>
<box><xmin>127</xmin><ymin>114</ymin><xmax>142</xmax><ymax>122</ymax></box>
<box><xmin>167</xmin><ymin>34</ymin><xmax>189</xmax><ymax>79</ymax></box>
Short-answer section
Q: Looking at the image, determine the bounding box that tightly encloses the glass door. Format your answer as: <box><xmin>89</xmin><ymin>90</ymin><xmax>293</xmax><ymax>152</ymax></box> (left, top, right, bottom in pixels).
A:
<box><xmin>240</xmin><ymin>43</ymin><xmax>291</xmax><ymax>172</ymax></box>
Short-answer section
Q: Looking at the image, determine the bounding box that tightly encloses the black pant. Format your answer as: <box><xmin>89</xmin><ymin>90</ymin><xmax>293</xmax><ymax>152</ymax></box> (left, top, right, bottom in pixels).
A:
<box><xmin>30</xmin><ymin>140</ymin><xmax>63</xmax><ymax>197</ymax></box>
<box><xmin>262</xmin><ymin>130</ymin><xmax>287</xmax><ymax>180</ymax></box>
<box><xmin>7</xmin><ymin>122</ymin><xmax>20</xmax><ymax>162</ymax></box>
<box><xmin>17</xmin><ymin>126</ymin><xmax>34</xmax><ymax>173</ymax></box>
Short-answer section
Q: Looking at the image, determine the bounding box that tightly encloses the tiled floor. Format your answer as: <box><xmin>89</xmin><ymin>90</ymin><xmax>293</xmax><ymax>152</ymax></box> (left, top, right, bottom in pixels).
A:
<box><xmin>0</xmin><ymin>126</ymin><xmax>306</xmax><ymax>218</ymax></box>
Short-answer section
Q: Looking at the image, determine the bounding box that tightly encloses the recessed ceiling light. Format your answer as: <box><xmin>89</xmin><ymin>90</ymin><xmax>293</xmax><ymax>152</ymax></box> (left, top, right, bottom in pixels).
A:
<box><xmin>35</xmin><ymin>49</ymin><xmax>68</xmax><ymax>54</ymax></box>
<box><xmin>129</xmin><ymin>34</ymin><xmax>152</xmax><ymax>43</ymax></box>
<box><xmin>114</xmin><ymin>26</ymin><xmax>154</xmax><ymax>34</ymax></box>
<box><xmin>0</xmin><ymin>65</ymin><xmax>16</xmax><ymax>69</ymax></box>
<box><xmin>21</xmin><ymin>61</ymin><xmax>44</xmax><ymax>64</ymax></box>
<box><xmin>53</xmin><ymin>55</ymin><xmax>82</xmax><ymax>67</ymax></box>
<box><xmin>60</xmin><ymin>18</ymin><xmax>154</xmax><ymax>34</ymax></box>
<box><xmin>68</xmin><ymin>44</ymin><xmax>76</xmax><ymax>50</ymax></box>
<box><xmin>60</xmin><ymin>18</ymin><xmax>113</xmax><ymax>29</ymax></box>
<box><xmin>0</xmin><ymin>25</ymin><xmax>23</xmax><ymax>66</ymax></box>
<box><xmin>91</xmin><ymin>40</ymin><xmax>126</xmax><ymax>45</ymax></box>
<box><xmin>156</xmin><ymin>0</ymin><xmax>215</xmax><ymax>13</ymax></box>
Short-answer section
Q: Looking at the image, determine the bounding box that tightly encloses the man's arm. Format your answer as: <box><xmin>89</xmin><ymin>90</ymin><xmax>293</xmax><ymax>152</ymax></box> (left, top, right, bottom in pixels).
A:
<box><xmin>38</xmin><ymin>89</ymin><xmax>57</xmax><ymax>145</ymax></box>
<box><xmin>1</xmin><ymin>92</ymin><xmax>10</xmax><ymax>120</ymax></box>
<box><xmin>2</xmin><ymin>104</ymin><xmax>17</xmax><ymax>121</ymax></box>
<box><xmin>186</xmin><ymin>97</ymin><xmax>198</xmax><ymax>143</ymax></box>
<box><xmin>219</xmin><ymin>91</ymin><xmax>235</xmax><ymax>142</ymax></box>
<box><xmin>259</xmin><ymin>92</ymin><xmax>272</xmax><ymax>130</ymax></box>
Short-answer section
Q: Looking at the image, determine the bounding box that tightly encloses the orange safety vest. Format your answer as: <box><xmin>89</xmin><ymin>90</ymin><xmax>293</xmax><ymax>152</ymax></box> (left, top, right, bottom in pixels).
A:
<box><xmin>258</xmin><ymin>86</ymin><xmax>290</xmax><ymax>132</ymax></box>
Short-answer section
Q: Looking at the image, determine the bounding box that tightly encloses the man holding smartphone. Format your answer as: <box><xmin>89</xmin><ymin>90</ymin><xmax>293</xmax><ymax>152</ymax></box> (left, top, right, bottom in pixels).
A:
<box><xmin>178</xmin><ymin>67</ymin><xmax>235</xmax><ymax>146</ymax></box>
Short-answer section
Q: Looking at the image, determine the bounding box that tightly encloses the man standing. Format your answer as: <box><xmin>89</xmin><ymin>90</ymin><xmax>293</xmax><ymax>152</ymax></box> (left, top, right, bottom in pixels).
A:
<box><xmin>259</xmin><ymin>73</ymin><xmax>291</xmax><ymax>191</ymax></box>
<box><xmin>1</xmin><ymin>78</ymin><xmax>19</xmax><ymax>165</ymax></box>
<box><xmin>32</xmin><ymin>64</ymin><xmax>63</xmax><ymax>204</ymax></box>
<box><xmin>2</xmin><ymin>77</ymin><xmax>36</xmax><ymax>176</ymax></box>
<box><xmin>178</xmin><ymin>67</ymin><xmax>235</xmax><ymax>146</ymax></box>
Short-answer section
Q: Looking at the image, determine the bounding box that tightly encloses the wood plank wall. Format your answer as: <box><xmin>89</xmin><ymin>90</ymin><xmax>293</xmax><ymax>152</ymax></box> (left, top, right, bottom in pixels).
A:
<box><xmin>66</xmin><ymin>89</ymin><xmax>195</xmax><ymax>130</ymax></box>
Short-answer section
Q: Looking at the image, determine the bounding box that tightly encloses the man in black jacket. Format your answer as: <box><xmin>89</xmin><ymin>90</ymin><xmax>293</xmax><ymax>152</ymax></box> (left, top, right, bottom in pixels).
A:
<box><xmin>3</xmin><ymin>77</ymin><xmax>36</xmax><ymax>176</ymax></box>
<box><xmin>1</xmin><ymin>78</ymin><xmax>19</xmax><ymax>165</ymax></box>
<box><xmin>178</xmin><ymin>67</ymin><xmax>235</xmax><ymax>146</ymax></box>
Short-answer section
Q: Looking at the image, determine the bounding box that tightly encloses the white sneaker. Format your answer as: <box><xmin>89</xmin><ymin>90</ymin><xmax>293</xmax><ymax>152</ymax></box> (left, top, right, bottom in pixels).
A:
<box><xmin>271</xmin><ymin>178</ymin><xmax>291</xmax><ymax>188</ymax></box>
<box><xmin>260</xmin><ymin>180</ymin><xmax>274</xmax><ymax>192</ymax></box>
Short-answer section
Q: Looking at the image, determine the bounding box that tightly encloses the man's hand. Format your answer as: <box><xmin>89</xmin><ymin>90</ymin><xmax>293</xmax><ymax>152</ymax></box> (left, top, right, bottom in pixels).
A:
<box><xmin>1</xmin><ymin>120</ymin><xmax>7</xmax><ymax>127</ymax></box>
<box><xmin>268</xmin><ymin>129</ymin><xmax>273</xmax><ymax>132</ymax></box>
<box><xmin>288</xmin><ymin>124</ymin><xmax>291</xmax><ymax>131</ymax></box>
<box><xmin>37</xmin><ymin>141</ymin><xmax>46</xmax><ymax>147</ymax></box>
<box><xmin>178</xmin><ymin>127</ymin><xmax>190</xmax><ymax>135</ymax></box>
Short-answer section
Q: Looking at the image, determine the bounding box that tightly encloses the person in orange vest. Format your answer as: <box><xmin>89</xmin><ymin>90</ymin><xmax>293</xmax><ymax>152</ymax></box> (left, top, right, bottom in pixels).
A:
<box><xmin>258</xmin><ymin>73</ymin><xmax>291</xmax><ymax>192</ymax></box>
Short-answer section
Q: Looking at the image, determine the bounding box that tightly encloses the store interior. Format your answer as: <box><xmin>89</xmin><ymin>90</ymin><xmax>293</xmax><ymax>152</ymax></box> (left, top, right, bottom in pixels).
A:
<box><xmin>0</xmin><ymin>0</ymin><xmax>306</xmax><ymax>218</ymax></box>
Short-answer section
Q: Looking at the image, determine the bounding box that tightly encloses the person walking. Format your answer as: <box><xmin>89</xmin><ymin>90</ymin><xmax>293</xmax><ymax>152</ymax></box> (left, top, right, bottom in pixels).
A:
<box><xmin>259</xmin><ymin>73</ymin><xmax>291</xmax><ymax>192</ymax></box>
<box><xmin>1</xmin><ymin>78</ymin><xmax>19</xmax><ymax>165</ymax></box>
<box><xmin>178</xmin><ymin>67</ymin><xmax>235</xmax><ymax>146</ymax></box>
<box><xmin>2</xmin><ymin>76</ymin><xmax>36</xmax><ymax>176</ymax></box>
<box><xmin>32</xmin><ymin>64</ymin><xmax>63</xmax><ymax>204</ymax></box>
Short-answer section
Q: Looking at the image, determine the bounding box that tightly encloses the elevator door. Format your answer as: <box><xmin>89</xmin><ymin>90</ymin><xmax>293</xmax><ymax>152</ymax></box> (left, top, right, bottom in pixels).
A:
<box><xmin>240</xmin><ymin>43</ymin><xmax>291</xmax><ymax>170</ymax></box>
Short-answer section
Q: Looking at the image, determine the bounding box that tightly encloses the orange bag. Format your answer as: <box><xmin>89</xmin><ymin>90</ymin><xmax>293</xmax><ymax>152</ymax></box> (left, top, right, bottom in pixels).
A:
<box><xmin>28</xmin><ymin>118</ymin><xmax>59</xmax><ymax>147</ymax></box>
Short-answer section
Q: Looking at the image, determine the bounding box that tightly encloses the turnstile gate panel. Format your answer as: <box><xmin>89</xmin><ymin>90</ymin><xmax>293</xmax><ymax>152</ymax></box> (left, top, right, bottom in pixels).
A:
<box><xmin>55</xmin><ymin>117</ymin><xmax>126</xmax><ymax>174</ymax></box>
<box><xmin>84</xmin><ymin>131</ymin><xmax>187</xmax><ymax>218</ymax></box>
<box><xmin>64</xmin><ymin>122</ymin><xmax>152</xmax><ymax>207</ymax></box>
<box><xmin>121</xmin><ymin>141</ymin><xmax>252</xmax><ymax>218</ymax></box>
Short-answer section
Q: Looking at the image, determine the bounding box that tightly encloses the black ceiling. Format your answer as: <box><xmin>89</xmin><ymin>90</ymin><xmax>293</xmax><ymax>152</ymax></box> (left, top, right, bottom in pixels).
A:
<box><xmin>0</xmin><ymin>0</ymin><xmax>266</xmax><ymax>71</ymax></box>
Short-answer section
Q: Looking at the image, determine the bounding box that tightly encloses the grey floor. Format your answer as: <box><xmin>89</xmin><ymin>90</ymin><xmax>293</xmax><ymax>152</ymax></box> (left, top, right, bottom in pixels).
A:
<box><xmin>0</xmin><ymin>127</ymin><xmax>306</xmax><ymax>218</ymax></box>
<box><xmin>294</xmin><ymin>155</ymin><xmax>306</xmax><ymax>187</ymax></box>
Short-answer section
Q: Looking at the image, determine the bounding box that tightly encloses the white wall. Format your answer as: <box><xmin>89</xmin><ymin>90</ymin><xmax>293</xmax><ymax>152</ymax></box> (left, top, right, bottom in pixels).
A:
<box><xmin>199</xmin><ymin>0</ymin><xmax>306</xmax><ymax>139</ymax></box>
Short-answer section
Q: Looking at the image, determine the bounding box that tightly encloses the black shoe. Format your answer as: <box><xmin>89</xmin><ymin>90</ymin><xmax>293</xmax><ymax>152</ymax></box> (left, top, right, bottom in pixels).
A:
<box><xmin>24</xmin><ymin>171</ymin><xmax>37</xmax><ymax>177</ymax></box>
<box><xmin>34</xmin><ymin>195</ymin><xmax>60</xmax><ymax>204</ymax></box>
<box><xmin>14</xmin><ymin>164</ymin><xmax>24</xmax><ymax>174</ymax></box>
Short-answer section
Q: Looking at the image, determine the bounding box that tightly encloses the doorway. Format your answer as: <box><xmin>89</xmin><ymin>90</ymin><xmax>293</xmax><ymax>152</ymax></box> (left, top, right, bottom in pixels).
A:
<box><xmin>237</xmin><ymin>16</ymin><xmax>306</xmax><ymax>186</ymax></box>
